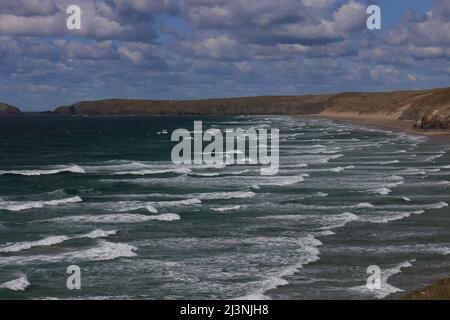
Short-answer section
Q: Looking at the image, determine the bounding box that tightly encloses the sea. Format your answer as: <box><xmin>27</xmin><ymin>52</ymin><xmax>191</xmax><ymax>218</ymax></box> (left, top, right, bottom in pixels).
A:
<box><xmin>0</xmin><ymin>115</ymin><xmax>449</xmax><ymax>300</ymax></box>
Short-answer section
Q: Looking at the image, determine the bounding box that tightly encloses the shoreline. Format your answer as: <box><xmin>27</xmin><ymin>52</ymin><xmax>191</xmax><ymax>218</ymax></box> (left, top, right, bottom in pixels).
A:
<box><xmin>299</xmin><ymin>112</ymin><xmax>450</xmax><ymax>140</ymax></box>
<box><xmin>299</xmin><ymin>112</ymin><xmax>450</xmax><ymax>300</ymax></box>
<box><xmin>404</xmin><ymin>278</ymin><xmax>450</xmax><ymax>300</ymax></box>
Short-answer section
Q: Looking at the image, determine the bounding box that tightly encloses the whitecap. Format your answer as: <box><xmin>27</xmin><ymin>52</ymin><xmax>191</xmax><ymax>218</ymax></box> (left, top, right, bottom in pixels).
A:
<box><xmin>372</xmin><ymin>188</ymin><xmax>392</xmax><ymax>195</ymax></box>
<box><xmin>329</xmin><ymin>166</ymin><xmax>355</xmax><ymax>173</ymax></box>
<box><xmin>0</xmin><ymin>275</ymin><xmax>30</xmax><ymax>291</ymax></box>
<box><xmin>0</xmin><ymin>165</ymin><xmax>85</xmax><ymax>176</ymax></box>
<box><xmin>254</xmin><ymin>174</ymin><xmax>309</xmax><ymax>187</ymax></box>
<box><xmin>262</xmin><ymin>212</ymin><xmax>359</xmax><ymax>230</ymax></box>
<box><xmin>380</xmin><ymin>160</ymin><xmax>400</xmax><ymax>165</ymax></box>
<box><xmin>0</xmin><ymin>196</ymin><xmax>82</xmax><ymax>212</ymax></box>
<box><xmin>114</xmin><ymin>167</ymin><xmax>192</xmax><ymax>176</ymax></box>
<box><xmin>189</xmin><ymin>170</ymin><xmax>250</xmax><ymax>177</ymax></box>
<box><xmin>157</xmin><ymin>198</ymin><xmax>202</xmax><ymax>206</ymax></box>
<box><xmin>349</xmin><ymin>261</ymin><xmax>414</xmax><ymax>299</ymax></box>
<box><xmin>0</xmin><ymin>241</ymin><xmax>138</xmax><ymax>266</ymax></box>
<box><xmin>212</xmin><ymin>206</ymin><xmax>242</xmax><ymax>212</ymax></box>
<box><xmin>46</xmin><ymin>213</ymin><xmax>180</xmax><ymax>224</ymax></box>
<box><xmin>233</xmin><ymin>235</ymin><xmax>322</xmax><ymax>300</ymax></box>
<box><xmin>360</xmin><ymin>210</ymin><xmax>424</xmax><ymax>223</ymax></box>
<box><xmin>0</xmin><ymin>229</ymin><xmax>117</xmax><ymax>253</ymax></box>
<box><xmin>194</xmin><ymin>191</ymin><xmax>255</xmax><ymax>200</ymax></box>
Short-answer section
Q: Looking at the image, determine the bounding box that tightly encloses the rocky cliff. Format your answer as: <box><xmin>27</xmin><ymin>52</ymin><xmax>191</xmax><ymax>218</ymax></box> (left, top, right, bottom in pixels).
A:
<box><xmin>0</xmin><ymin>103</ymin><xmax>21</xmax><ymax>115</ymax></box>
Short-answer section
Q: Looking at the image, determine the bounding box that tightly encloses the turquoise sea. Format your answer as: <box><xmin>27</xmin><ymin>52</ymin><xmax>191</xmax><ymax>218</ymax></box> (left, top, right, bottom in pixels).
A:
<box><xmin>0</xmin><ymin>115</ymin><xmax>449</xmax><ymax>299</ymax></box>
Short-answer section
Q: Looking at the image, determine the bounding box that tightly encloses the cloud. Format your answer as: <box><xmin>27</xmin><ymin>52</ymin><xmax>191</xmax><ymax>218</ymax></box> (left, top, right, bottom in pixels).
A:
<box><xmin>0</xmin><ymin>0</ymin><xmax>59</xmax><ymax>16</ymax></box>
<box><xmin>0</xmin><ymin>0</ymin><xmax>449</xmax><ymax>110</ymax></box>
<box><xmin>387</xmin><ymin>0</ymin><xmax>450</xmax><ymax>47</ymax></box>
<box><xmin>0</xmin><ymin>0</ymin><xmax>177</xmax><ymax>41</ymax></box>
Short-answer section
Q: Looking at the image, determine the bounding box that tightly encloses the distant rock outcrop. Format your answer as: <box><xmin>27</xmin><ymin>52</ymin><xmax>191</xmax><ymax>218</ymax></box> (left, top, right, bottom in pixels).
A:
<box><xmin>414</xmin><ymin>110</ymin><xmax>450</xmax><ymax>130</ymax></box>
<box><xmin>0</xmin><ymin>103</ymin><xmax>21</xmax><ymax>115</ymax></box>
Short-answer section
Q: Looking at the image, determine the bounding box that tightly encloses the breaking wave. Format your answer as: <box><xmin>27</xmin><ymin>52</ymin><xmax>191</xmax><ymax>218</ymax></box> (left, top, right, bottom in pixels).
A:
<box><xmin>0</xmin><ymin>196</ymin><xmax>82</xmax><ymax>212</ymax></box>
<box><xmin>0</xmin><ymin>229</ymin><xmax>117</xmax><ymax>253</ymax></box>
<box><xmin>0</xmin><ymin>165</ymin><xmax>85</xmax><ymax>176</ymax></box>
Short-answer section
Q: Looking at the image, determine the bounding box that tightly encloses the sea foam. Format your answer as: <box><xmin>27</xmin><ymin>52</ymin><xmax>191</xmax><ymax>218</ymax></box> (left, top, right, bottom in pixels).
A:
<box><xmin>0</xmin><ymin>275</ymin><xmax>30</xmax><ymax>291</ymax></box>
<box><xmin>0</xmin><ymin>229</ymin><xmax>117</xmax><ymax>253</ymax></box>
<box><xmin>0</xmin><ymin>165</ymin><xmax>85</xmax><ymax>176</ymax></box>
<box><xmin>0</xmin><ymin>196</ymin><xmax>82</xmax><ymax>212</ymax></box>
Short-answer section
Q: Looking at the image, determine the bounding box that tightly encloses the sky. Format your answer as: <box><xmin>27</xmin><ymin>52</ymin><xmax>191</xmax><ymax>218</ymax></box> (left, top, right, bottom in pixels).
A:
<box><xmin>0</xmin><ymin>0</ymin><xmax>448</xmax><ymax>111</ymax></box>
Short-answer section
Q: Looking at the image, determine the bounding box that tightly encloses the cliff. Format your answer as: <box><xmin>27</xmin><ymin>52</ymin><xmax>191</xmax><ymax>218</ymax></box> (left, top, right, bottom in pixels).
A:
<box><xmin>0</xmin><ymin>103</ymin><xmax>21</xmax><ymax>115</ymax></box>
<box><xmin>53</xmin><ymin>87</ymin><xmax>450</xmax><ymax>129</ymax></box>
<box><xmin>54</xmin><ymin>95</ymin><xmax>333</xmax><ymax>116</ymax></box>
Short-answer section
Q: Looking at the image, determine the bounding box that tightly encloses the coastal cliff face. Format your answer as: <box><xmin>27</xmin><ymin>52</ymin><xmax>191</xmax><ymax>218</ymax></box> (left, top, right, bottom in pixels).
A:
<box><xmin>0</xmin><ymin>103</ymin><xmax>21</xmax><ymax>115</ymax></box>
<box><xmin>54</xmin><ymin>95</ymin><xmax>333</xmax><ymax>116</ymax></box>
<box><xmin>53</xmin><ymin>87</ymin><xmax>450</xmax><ymax>129</ymax></box>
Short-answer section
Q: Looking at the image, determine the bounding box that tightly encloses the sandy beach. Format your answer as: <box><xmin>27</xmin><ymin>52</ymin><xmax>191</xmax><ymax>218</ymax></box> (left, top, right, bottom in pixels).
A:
<box><xmin>301</xmin><ymin>111</ymin><xmax>450</xmax><ymax>140</ymax></box>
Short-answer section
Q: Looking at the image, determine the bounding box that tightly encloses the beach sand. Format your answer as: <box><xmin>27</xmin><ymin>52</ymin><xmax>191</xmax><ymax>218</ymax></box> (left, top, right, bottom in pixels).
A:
<box><xmin>300</xmin><ymin>111</ymin><xmax>450</xmax><ymax>140</ymax></box>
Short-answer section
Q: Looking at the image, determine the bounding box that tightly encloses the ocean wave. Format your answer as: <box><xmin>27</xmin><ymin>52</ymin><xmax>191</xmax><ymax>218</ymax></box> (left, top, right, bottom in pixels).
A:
<box><xmin>379</xmin><ymin>160</ymin><xmax>400</xmax><ymax>165</ymax></box>
<box><xmin>397</xmin><ymin>168</ymin><xmax>427</xmax><ymax>175</ymax></box>
<box><xmin>115</xmin><ymin>202</ymin><xmax>159</xmax><ymax>213</ymax></box>
<box><xmin>86</xmin><ymin>198</ymin><xmax>199</xmax><ymax>213</ymax></box>
<box><xmin>292</xmin><ymin>202</ymin><xmax>374</xmax><ymax>210</ymax></box>
<box><xmin>47</xmin><ymin>213</ymin><xmax>180</xmax><ymax>224</ymax></box>
<box><xmin>70</xmin><ymin>241</ymin><xmax>138</xmax><ymax>262</ymax></box>
<box><xmin>157</xmin><ymin>198</ymin><xmax>202</xmax><ymax>206</ymax></box>
<box><xmin>313</xmin><ymin>154</ymin><xmax>344</xmax><ymax>164</ymax></box>
<box><xmin>253</xmin><ymin>174</ymin><xmax>309</xmax><ymax>187</ymax></box>
<box><xmin>0</xmin><ymin>229</ymin><xmax>117</xmax><ymax>253</ymax></box>
<box><xmin>266</xmin><ymin>207</ymin><xmax>425</xmax><ymax>227</ymax></box>
<box><xmin>0</xmin><ymin>275</ymin><xmax>30</xmax><ymax>291</ymax></box>
<box><xmin>396</xmin><ymin>201</ymin><xmax>448</xmax><ymax>210</ymax></box>
<box><xmin>212</xmin><ymin>206</ymin><xmax>242</xmax><ymax>212</ymax></box>
<box><xmin>372</xmin><ymin>188</ymin><xmax>392</xmax><ymax>195</ymax></box>
<box><xmin>0</xmin><ymin>196</ymin><xmax>82</xmax><ymax>212</ymax></box>
<box><xmin>234</xmin><ymin>235</ymin><xmax>322</xmax><ymax>300</ymax></box>
<box><xmin>194</xmin><ymin>191</ymin><xmax>255</xmax><ymax>200</ymax></box>
<box><xmin>315</xmin><ymin>192</ymin><xmax>329</xmax><ymax>198</ymax></box>
<box><xmin>0</xmin><ymin>241</ymin><xmax>138</xmax><ymax>266</ymax></box>
<box><xmin>358</xmin><ymin>201</ymin><xmax>447</xmax><ymax>212</ymax></box>
<box><xmin>83</xmin><ymin>160</ymin><xmax>230</xmax><ymax>176</ymax></box>
<box><xmin>359</xmin><ymin>210</ymin><xmax>425</xmax><ymax>224</ymax></box>
<box><xmin>0</xmin><ymin>165</ymin><xmax>85</xmax><ymax>176</ymax></box>
<box><xmin>329</xmin><ymin>166</ymin><xmax>355</xmax><ymax>173</ymax></box>
<box><xmin>261</xmin><ymin>212</ymin><xmax>359</xmax><ymax>230</ymax></box>
<box><xmin>282</xmin><ymin>163</ymin><xmax>308</xmax><ymax>168</ymax></box>
<box><xmin>86</xmin><ymin>161</ymin><xmax>193</xmax><ymax>176</ymax></box>
<box><xmin>113</xmin><ymin>168</ymin><xmax>192</xmax><ymax>176</ymax></box>
<box><xmin>425</xmin><ymin>154</ymin><xmax>444</xmax><ymax>162</ymax></box>
<box><xmin>349</xmin><ymin>261</ymin><xmax>414</xmax><ymax>299</ymax></box>
<box><xmin>328</xmin><ymin>242</ymin><xmax>450</xmax><ymax>256</ymax></box>
<box><xmin>188</xmin><ymin>170</ymin><xmax>251</xmax><ymax>177</ymax></box>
